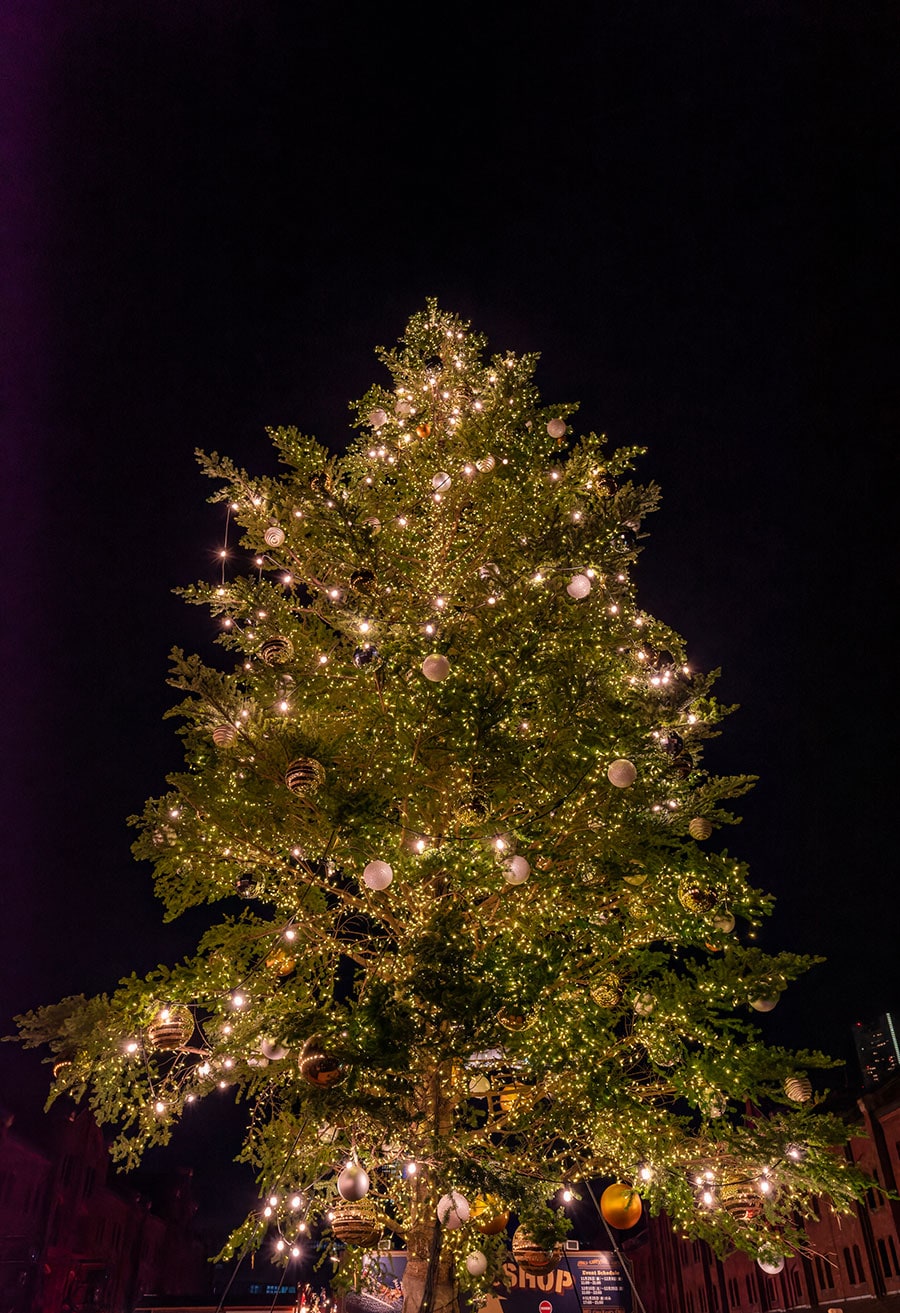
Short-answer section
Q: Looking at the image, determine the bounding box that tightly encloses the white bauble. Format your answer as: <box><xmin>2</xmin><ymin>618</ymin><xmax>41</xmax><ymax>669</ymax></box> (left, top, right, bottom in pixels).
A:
<box><xmin>633</xmin><ymin>992</ymin><xmax>656</xmax><ymax>1016</ymax></box>
<box><xmin>264</xmin><ymin>525</ymin><xmax>285</xmax><ymax>548</ymax></box>
<box><xmin>468</xmin><ymin>1073</ymin><xmax>492</xmax><ymax>1096</ymax></box>
<box><xmin>365</xmin><ymin>517</ymin><xmax>381</xmax><ymax>534</ymax></box>
<box><xmin>547</xmin><ymin>418</ymin><xmax>567</xmax><ymax>439</ymax></box>
<box><xmin>368</xmin><ymin>408</ymin><xmax>388</xmax><ymax>428</ymax></box>
<box><xmin>476</xmin><ymin>455</ymin><xmax>495</xmax><ymax>472</ymax></box>
<box><xmin>607</xmin><ymin>758</ymin><xmax>637</xmax><ymax>788</ymax></box>
<box><xmin>758</xmin><ymin>1256</ymin><xmax>785</xmax><ymax>1275</ymax></box>
<box><xmin>437</xmin><ymin>1190</ymin><xmax>470</xmax><ymax>1229</ymax></box>
<box><xmin>566</xmin><ymin>573</ymin><xmax>592</xmax><ymax>599</ymax></box>
<box><xmin>363</xmin><ymin>860</ymin><xmax>393</xmax><ymax>891</ymax></box>
<box><xmin>337</xmin><ymin>1163</ymin><xmax>371</xmax><ymax>1201</ymax></box>
<box><xmin>751</xmin><ymin>996</ymin><xmax>780</xmax><ymax>1013</ymax></box>
<box><xmin>465</xmin><ymin>1251</ymin><xmax>488</xmax><ymax>1277</ymax></box>
<box><xmin>432</xmin><ymin>471</ymin><xmax>452</xmax><ymax>491</ymax></box>
<box><xmin>259</xmin><ymin>1038</ymin><xmax>288</xmax><ymax>1061</ymax></box>
<box><xmin>712</xmin><ymin>911</ymin><xmax>736</xmax><ymax>933</ymax></box>
<box><xmin>504</xmin><ymin>856</ymin><xmax>531</xmax><ymax>885</ymax></box>
<box><xmin>395</xmin><ymin>399</ymin><xmax>414</xmax><ymax>416</ymax></box>
<box><xmin>422</xmin><ymin>653</ymin><xmax>450</xmax><ymax>681</ymax></box>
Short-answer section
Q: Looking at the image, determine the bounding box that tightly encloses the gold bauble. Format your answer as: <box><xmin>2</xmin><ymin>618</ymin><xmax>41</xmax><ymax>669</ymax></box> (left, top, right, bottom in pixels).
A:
<box><xmin>259</xmin><ymin>636</ymin><xmax>293</xmax><ymax>665</ymax></box>
<box><xmin>415</xmin><ymin>421</ymin><xmax>432</xmax><ymax>438</ymax></box>
<box><xmin>784</xmin><ymin>1075</ymin><xmax>812</xmax><ymax>1103</ymax></box>
<box><xmin>719</xmin><ymin>1178</ymin><xmax>761</xmax><ymax>1221</ymax></box>
<box><xmin>212</xmin><ymin>723</ymin><xmax>238</xmax><ymax>748</ymax></box>
<box><xmin>330</xmin><ymin>1198</ymin><xmax>380</xmax><ymax>1246</ymax></box>
<box><xmin>285</xmin><ymin>757</ymin><xmax>325</xmax><ymax>795</ymax></box>
<box><xmin>265</xmin><ymin>947</ymin><xmax>297</xmax><ymax>977</ymax></box>
<box><xmin>589</xmin><ymin>973</ymin><xmax>622</xmax><ymax>1008</ymax></box>
<box><xmin>298</xmin><ymin>1037</ymin><xmax>346</xmax><ymax>1088</ymax></box>
<box><xmin>600</xmin><ymin>1183</ymin><xmax>643</xmax><ymax>1230</ymax></box>
<box><xmin>497</xmin><ymin>1007</ymin><xmax>533</xmax><ymax>1031</ymax></box>
<box><xmin>498</xmin><ymin>1082</ymin><xmax>526</xmax><ymax>1114</ymax></box>
<box><xmin>689</xmin><ymin>816</ymin><xmax>713</xmax><ymax>841</ymax></box>
<box><xmin>677</xmin><ymin>878</ymin><xmax>716</xmax><ymax>914</ymax></box>
<box><xmin>147</xmin><ymin>1005</ymin><xmax>193</xmax><ymax>1051</ymax></box>
<box><xmin>511</xmin><ymin>1227</ymin><xmax>562</xmax><ymax>1274</ymax></box>
<box><xmin>472</xmin><ymin>1195</ymin><xmax>509</xmax><ymax>1236</ymax></box>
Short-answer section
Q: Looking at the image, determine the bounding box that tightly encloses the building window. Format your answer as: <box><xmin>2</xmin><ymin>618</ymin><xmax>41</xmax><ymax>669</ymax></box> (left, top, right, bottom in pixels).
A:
<box><xmin>816</xmin><ymin>1254</ymin><xmax>834</xmax><ymax>1289</ymax></box>
<box><xmin>889</xmin><ymin>1234</ymin><xmax>900</xmax><ymax>1276</ymax></box>
<box><xmin>853</xmin><ymin>1244</ymin><xmax>866</xmax><ymax>1283</ymax></box>
<box><xmin>792</xmin><ymin>1268</ymin><xmax>802</xmax><ymax>1299</ymax></box>
<box><xmin>878</xmin><ymin>1237</ymin><xmax>892</xmax><ymax>1277</ymax></box>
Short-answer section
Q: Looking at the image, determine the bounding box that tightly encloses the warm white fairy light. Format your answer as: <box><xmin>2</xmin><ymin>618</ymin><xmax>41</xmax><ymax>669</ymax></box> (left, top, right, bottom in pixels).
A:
<box><xmin>290</xmin><ymin>1195</ymin><xmax>302</xmax><ymax>1209</ymax></box>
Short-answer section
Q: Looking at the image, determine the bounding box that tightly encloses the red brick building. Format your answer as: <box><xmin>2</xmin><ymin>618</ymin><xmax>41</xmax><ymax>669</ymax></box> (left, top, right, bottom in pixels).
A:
<box><xmin>0</xmin><ymin>1099</ymin><xmax>208</xmax><ymax>1313</ymax></box>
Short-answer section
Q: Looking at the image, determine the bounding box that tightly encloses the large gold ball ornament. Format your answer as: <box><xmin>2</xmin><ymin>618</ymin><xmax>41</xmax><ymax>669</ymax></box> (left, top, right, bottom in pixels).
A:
<box><xmin>415</xmin><ymin>421</ymin><xmax>432</xmax><ymax>438</ymax></box>
<box><xmin>337</xmin><ymin>1163</ymin><xmax>371</xmax><ymax>1201</ymax></box>
<box><xmin>751</xmin><ymin>996</ymin><xmax>780</xmax><ymax>1013</ymax></box>
<box><xmin>689</xmin><ymin>816</ymin><xmax>713</xmax><ymax>841</ymax></box>
<box><xmin>212</xmin><ymin>723</ymin><xmax>238</xmax><ymax>748</ymax></box>
<box><xmin>719</xmin><ymin>1178</ymin><xmax>760</xmax><ymax>1222</ymax></box>
<box><xmin>589</xmin><ymin>973</ymin><xmax>622</xmax><ymax>1008</ymax></box>
<box><xmin>330</xmin><ymin>1199</ymin><xmax>380</xmax><ymax>1246</ymax></box>
<box><xmin>476</xmin><ymin>454</ymin><xmax>496</xmax><ymax>473</ymax></box>
<box><xmin>511</xmin><ymin>1227</ymin><xmax>562</xmax><ymax>1274</ymax></box>
<box><xmin>265</xmin><ymin>947</ymin><xmax>297</xmax><ymax>977</ymax></box>
<box><xmin>259</xmin><ymin>635</ymin><xmax>293</xmax><ymax>665</ymax></box>
<box><xmin>285</xmin><ymin>757</ymin><xmax>326</xmax><ymax>795</ymax></box>
<box><xmin>298</xmin><ymin>1037</ymin><xmax>346</xmax><ymax>1088</ymax></box>
<box><xmin>147</xmin><ymin>1005</ymin><xmax>193</xmax><ymax>1051</ymax></box>
<box><xmin>547</xmin><ymin>418</ymin><xmax>567</xmax><ymax>440</ymax></box>
<box><xmin>497</xmin><ymin>1006</ymin><xmax>533</xmax><ymax>1032</ymax></box>
<box><xmin>421</xmin><ymin>653</ymin><xmax>450</xmax><ymax>681</ymax></box>
<box><xmin>498</xmin><ymin>1082</ymin><xmax>526</xmax><ymax>1114</ymax></box>
<box><xmin>784</xmin><ymin>1075</ymin><xmax>812</xmax><ymax>1102</ymax></box>
<box><xmin>472</xmin><ymin>1196</ymin><xmax>509</xmax><ymax>1235</ymax></box>
<box><xmin>677</xmin><ymin>878</ymin><xmax>717</xmax><ymax>914</ymax></box>
<box><xmin>600</xmin><ymin>1183</ymin><xmax>643</xmax><ymax>1230</ymax></box>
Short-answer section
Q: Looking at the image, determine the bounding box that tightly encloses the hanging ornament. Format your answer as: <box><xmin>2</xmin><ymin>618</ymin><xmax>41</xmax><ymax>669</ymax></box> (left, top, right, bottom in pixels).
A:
<box><xmin>285</xmin><ymin>757</ymin><xmax>326</xmax><ymax>795</ymax></box>
<box><xmin>719</xmin><ymin>1179</ymin><xmax>760</xmax><ymax>1221</ymax></box>
<box><xmin>503</xmin><ymin>855</ymin><xmax>530</xmax><ymax>885</ymax></box>
<box><xmin>350</xmin><ymin>569</ymin><xmax>376</xmax><ymax>594</ymax></box>
<box><xmin>465</xmin><ymin>1251</ymin><xmax>488</xmax><ymax>1277</ymax></box>
<box><xmin>212</xmin><ymin>723</ymin><xmax>238</xmax><ymax>748</ymax></box>
<box><xmin>785</xmin><ymin>1075</ymin><xmax>812</xmax><ymax>1102</ymax></box>
<box><xmin>589</xmin><ymin>973</ymin><xmax>622</xmax><ymax>1008</ymax></box>
<box><xmin>259</xmin><ymin>636</ymin><xmax>293</xmax><ymax>665</ymax></box>
<box><xmin>259</xmin><ymin>1037</ymin><xmax>288</xmax><ymax>1061</ymax></box>
<box><xmin>677</xmin><ymin>878</ymin><xmax>716</xmax><ymax>914</ymax></box>
<box><xmin>298</xmin><ymin>1037</ymin><xmax>346</xmax><ymax>1088</ymax></box>
<box><xmin>437</xmin><ymin>1191</ymin><xmax>470</xmax><ymax>1229</ymax></box>
<box><xmin>689</xmin><ymin>816</ymin><xmax>713</xmax><ymax>841</ymax></box>
<box><xmin>368</xmin><ymin>408</ymin><xmax>388</xmax><ymax>429</ymax></box>
<box><xmin>712</xmin><ymin>911</ymin><xmax>736</xmax><ymax>933</ymax></box>
<box><xmin>658</xmin><ymin>730</ymin><xmax>684</xmax><ymax>756</ymax></box>
<box><xmin>498</xmin><ymin>1082</ymin><xmax>526</xmax><ymax>1114</ymax></box>
<box><xmin>337</xmin><ymin>1163</ymin><xmax>371</xmax><ymax>1201</ymax></box>
<box><xmin>432</xmin><ymin>471</ymin><xmax>452</xmax><ymax>491</ymax></box>
<box><xmin>511</xmin><ymin>1228</ymin><xmax>562</xmax><ymax>1274</ymax></box>
<box><xmin>235</xmin><ymin>873</ymin><xmax>257</xmax><ymax>898</ymax></box>
<box><xmin>395</xmin><ymin>399</ymin><xmax>413</xmax><ymax>417</ymax></box>
<box><xmin>566</xmin><ymin>573</ymin><xmax>592</xmax><ymax>599</ymax></box>
<box><xmin>415</xmin><ymin>421</ymin><xmax>432</xmax><ymax>439</ymax></box>
<box><xmin>264</xmin><ymin>525</ymin><xmax>285</xmax><ymax>548</ymax></box>
<box><xmin>600</xmin><ymin>1183</ymin><xmax>643</xmax><ymax>1230</ymax></box>
<box><xmin>421</xmin><ymin>653</ymin><xmax>450</xmax><ymax>681</ymax></box>
<box><xmin>353</xmin><ymin>644</ymin><xmax>382</xmax><ymax>669</ymax></box>
<box><xmin>670</xmin><ymin>754</ymin><xmax>694</xmax><ymax>778</ymax></box>
<box><xmin>476</xmin><ymin>454</ymin><xmax>496</xmax><ymax>473</ymax></box>
<box><xmin>331</xmin><ymin>1199</ymin><xmax>380</xmax><ymax>1246</ymax></box>
<box><xmin>497</xmin><ymin>1006</ymin><xmax>533</xmax><ymax>1031</ymax></box>
<box><xmin>362</xmin><ymin>860</ymin><xmax>393</xmax><ymax>891</ymax></box>
<box><xmin>633</xmin><ymin>992</ymin><xmax>656</xmax><ymax>1016</ymax></box>
<box><xmin>468</xmin><ymin>1072</ymin><xmax>492</xmax><ymax>1096</ymax></box>
<box><xmin>472</xmin><ymin>1196</ymin><xmax>509</xmax><ymax>1235</ymax></box>
<box><xmin>758</xmin><ymin>1256</ymin><xmax>785</xmax><ymax>1276</ymax></box>
<box><xmin>147</xmin><ymin>1005</ymin><xmax>193</xmax><ymax>1051</ymax></box>
<box><xmin>365</xmin><ymin>517</ymin><xmax>382</xmax><ymax>534</ymax></box>
<box><xmin>265</xmin><ymin>947</ymin><xmax>297</xmax><ymax>977</ymax></box>
<box><xmin>751</xmin><ymin>996</ymin><xmax>780</xmax><ymax>1013</ymax></box>
<box><xmin>607</xmin><ymin>759</ymin><xmax>637</xmax><ymax>788</ymax></box>
<box><xmin>547</xmin><ymin>418</ymin><xmax>567</xmax><ymax>440</ymax></box>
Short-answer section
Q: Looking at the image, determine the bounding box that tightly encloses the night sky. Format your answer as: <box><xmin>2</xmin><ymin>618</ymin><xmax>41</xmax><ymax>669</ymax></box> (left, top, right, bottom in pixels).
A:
<box><xmin>3</xmin><ymin>0</ymin><xmax>898</xmax><ymax>1250</ymax></box>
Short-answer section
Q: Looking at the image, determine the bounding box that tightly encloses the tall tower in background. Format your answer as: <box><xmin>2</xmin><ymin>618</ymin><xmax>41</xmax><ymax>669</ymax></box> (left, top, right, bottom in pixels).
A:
<box><xmin>853</xmin><ymin>1012</ymin><xmax>900</xmax><ymax>1089</ymax></box>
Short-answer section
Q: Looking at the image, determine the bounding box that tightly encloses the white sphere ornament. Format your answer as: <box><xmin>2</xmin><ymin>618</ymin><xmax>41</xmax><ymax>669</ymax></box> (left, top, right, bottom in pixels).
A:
<box><xmin>712</xmin><ymin>911</ymin><xmax>736</xmax><ymax>933</ymax></box>
<box><xmin>607</xmin><ymin>758</ymin><xmax>637</xmax><ymax>788</ymax></box>
<box><xmin>264</xmin><ymin>525</ymin><xmax>285</xmax><ymax>548</ymax></box>
<box><xmin>437</xmin><ymin>1191</ymin><xmax>470</xmax><ymax>1229</ymax></box>
<box><xmin>422</xmin><ymin>653</ymin><xmax>450</xmax><ymax>682</ymax></box>
<box><xmin>432</xmin><ymin>471</ymin><xmax>452</xmax><ymax>491</ymax></box>
<box><xmin>566</xmin><ymin>573</ymin><xmax>592</xmax><ymax>599</ymax></box>
<box><xmin>547</xmin><ymin>418</ymin><xmax>567</xmax><ymax>439</ymax></box>
<box><xmin>368</xmin><ymin>407</ymin><xmax>388</xmax><ymax>428</ymax></box>
<box><xmin>465</xmin><ymin>1251</ymin><xmax>488</xmax><ymax>1277</ymax></box>
<box><xmin>633</xmin><ymin>992</ymin><xmax>656</xmax><ymax>1016</ymax></box>
<box><xmin>365</xmin><ymin>516</ymin><xmax>381</xmax><ymax>534</ymax></box>
<box><xmin>337</xmin><ymin>1163</ymin><xmax>371</xmax><ymax>1201</ymax></box>
<box><xmin>363</xmin><ymin>860</ymin><xmax>393</xmax><ymax>891</ymax></box>
<box><xmin>758</xmin><ymin>1256</ymin><xmax>785</xmax><ymax>1276</ymax></box>
<box><xmin>751</xmin><ymin>996</ymin><xmax>780</xmax><ymax>1013</ymax></box>
<box><xmin>504</xmin><ymin>856</ymin><xmax>531</xmax><ymax>885</ymax></box>
<box><xmin>259</xmin><ymin>1038</ymin><xmax>288</xmax><ymax>1061</ymax></box>
<box><xmin>468</xmin><ymin>1072</ymin><xmax>492</xmax><ymax>1096</ymax></box>
<box><xmin>395</xmin><ymin>399</ymin><xmax>413</xmax><ymax>416</ymax></box>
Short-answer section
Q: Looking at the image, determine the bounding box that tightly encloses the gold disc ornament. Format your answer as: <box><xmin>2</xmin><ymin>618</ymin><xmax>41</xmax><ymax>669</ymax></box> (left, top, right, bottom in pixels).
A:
<box><xmin>599</xmin><ymin>1183</ymin><xmax>643</xmax><ymax>1230</ymax></box>
<box><xmin>285</xmin><ymin>757</ymin><xmax>326</xmax><ymax>795</ymax></box>
<box><xmin>147</xmin><ymin>1004</ymin><xmax>193</xmax><ymax>1051</ymax></box>
<box><xmin>677</xmin><ymin>878</ymin><xmax>716</xmax><ymax>914</ymax></box>
<box><xmin>589</xmin><ymin>973</ymin><xmax>622</xmax><ymax>1008</ymax></box>
<box><xmin>298</xmin><ymin>1037</ymin><xmax>346</xmax><ymax>1088</ymax></box>
<box><xmin>511</xmin><ymin>1227</ymin><xmax>562</xmax><ymax>1274</ymax></box>
<box><xmin>330</xmin><ymin>1199</ymin><xmax>380</xmax><ymax>1246</ymax></box>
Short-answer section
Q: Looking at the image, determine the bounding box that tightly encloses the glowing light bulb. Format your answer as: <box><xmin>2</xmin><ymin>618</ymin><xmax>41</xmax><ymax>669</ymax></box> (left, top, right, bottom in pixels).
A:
<box><xmin>318</xmin><ymin>654</ymin><xmax>328</xmax><ymax>664</ymax></box>
<box><xmin>562</xmin><ymin>1188</ymin><xmax>573</xmax><ymax>1202</ymax></box>
<box><xmin>279</xmin><ymin>701</ymin><xmax>289</xmax><ymax>712</ymax></box>
<box><xmin>126</xmin><ymin>1041</ymin><xmax>138</xmax><ymax>1054</ymax></box>
<box><xmin>414</xmin><ymin>838</ymin><xmax>426</xmax><ymax>853</ymax></box>
<box><xmin>269</xmin><ymin>1195</ymin><xmax>279</xmax><ymax>1207</ymax></box>
<box><xmin>264</xmin><ymin>1206</ymin><xmax>273</xmax><ymax>1218</ymax></box>
<box><xmin>639</xmin><ymin>1165</ymin><xmax>653</xmax><ymax>1182</ymax></box>
<box><xmin>406</xmin><ymin>1161</ymin><xmax>418</xmax><ymax>1176</ymax></box>
<box><xmin>291</xmin><ymin>1195</ymin><xmax>302</xmax><ymax>1209</ymax></box>
<box><xmin>154</xmin><ymin>1100</ymin><xmax>166</xmax><ymax>1115</ymax></box>
<box><xmin>276</xmin><ymin>1239</ymin><xmax>285</xmax><ymax>1252</ymax></box>
<box><xmin>285</xmin><ymin>929</ymin><xmax>296</xmax><ymax>941</ymax></box>
<box><xmin>291</xmin><ymin>1246</ymin><xmax>300</xmax><ymax>1258</ymax></box>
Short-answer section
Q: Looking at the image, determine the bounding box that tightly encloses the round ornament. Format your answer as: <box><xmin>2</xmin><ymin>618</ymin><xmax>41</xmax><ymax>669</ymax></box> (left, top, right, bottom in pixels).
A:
<box><xmin>415</xmin><ymin>421</ymin><xmax>432</xmax><ymax>439</ymax></box>
<box><xmin>298</xmin><ymin>1037</ymin><xmax>346</xmax><ymax>1088</ymax></box>
<box><xmin>350</xmin><ymin>569</ymin><xmax>376</xmax><ymax>594</ymax></box>
<box><xmin>758</xmin><ymin>1256</ymin><xmax>785</xmax><ymax>1276</ymax></box>
<box><xmin>476</xmin><ymin>454</ymin><xmax>496</xmax><ymax>473</ymax></box>
<box><xmin>264</xmin><ymin>525</ymin><xmax>285</xmax><ymax>548</ymax></box>
<box><xmin>265</xmin><ymin>947</ymin><xmax>296</xmax><ymax>977</ymax></box>
<box><xmin>677</xmin><ymin>879</ymin><xmax>716</xmax><ymax>914</ymax></box>
<box><xmin>689</xmin><ymin>816</ymin><xmax>713</xmax><ymax>841</ymax></box>
<box><xmin>497</xmin><ymin>1007</ymin><xmax>533</xmax><ymax>1032</ymax></box>
<box><xmin>600</xmin><ymin>1183</ymin><xmax>643</xmax><ymax>1230</ymax></box>
<box><xmin>432</xmin><ymin>471</ymin><xmax>451</xmax><ymax>491</ymax></box>
<box><xmin>784</xmin><ymin>1075</ymin><xmax>812</xmax><ymax>1102</ymax></box>
<box><xmin>465</xmin><ymin>1251</ymin><xmax>488</xmax><ymax>1277</ymax></box>
<box><xmin>353</xmin><ymin>644</ymin><xmax>382</xmax><ymax>669</ymax></box>
<box><xmin>337</xmin><ymin>1163</ymin><xmax>371</xmax><ymax>1201</ymax></box>
<box><xmin>362</xmin><ymin>860</ymin><xmax>393</xmax><ymax>891</ymax></box>
<box><xmin>212</xmin><ymin>723</ymin><xmax>238</xmax><ymax>748</ymax></box>
<box><xmin>259</xmin><ymin>1037</ymin><xmax>288</xmax><ymax>1061</ymax></box>
<box><xmin>425</xmin><ymin>355</ymin><xmax>443</xmax><ymax>374</ymax></box>
<box><xmin>368</xmin><ymin>408</ymin><xmax>388</xmax><ymax>429</ymax></box>
<box><xmin>235</xmin><ymin>873</ymin><xmax>257</xmax><ymax>898</ymax></box>
<box><xmin>285</xmin><ymin>757</ymin><xmax>326</xmax><ymax>796</ymax></box>
<box><xmin>468</xmin><ymin>1072</ymin><xmax>492</xmax><ymax>1096</ymax></box>
<box><xmin>589</xmin><ymin>974</ymin><xmax>622</xmax><ymax>1008</ymax></box>
<box><xmin>421</xmin><ymin>653</ymin><xmax>450</xmax><ymax>682</ymax></box>
<box><xmin>365</xmin><ymin>517</ymin><xmax>382</xmax><ymax>534</ymax></box>
<box><xmin>437</xmin><ymin>1190</ymin><xmax>470</xmax><ymax>1229</ymax></box>
<box><xmin>566</xmin><ymin>573</ymin><xmax>592</xmax><ymax>599</ymax></box>
<box><xmin>633</xmin><ymin>992</ymin><xmax>656</xmax><ymax>1016</ymax></box>
<box><xmin>719</xmin><ymin>1179</ymin><xmax>760</xmax><ymax>1222</ymax></box>
<box><xmin>498</xmin><ymin>1082</ymin><xmax>525</xmax><ymax>1113</ymax></box>
<box><xmin>547</xmin><ymin>418</ymin><xmax>567</xmax><ymax>440</ymax></box>
<box><xmin>472</xmin><ymin>1196</ymin><xmax>509</xmax><ymax>1235</ymax></box>
<box><xmin>259</xmin><ymin>636</ymin><xmax>293</xmax><ymax>666</ymax></box>
<box><xmin>712</xmin><ymin>911</ymin><xmax>736</xmax><ymax>933</ymax></box>
<box><xmin>658</xmin><ymin>730</ymin><xmax>683</xmax><ymax>757</ymax></box>
<box><xmin>670</xmin><ymin>754</ymin><xmax>694</xmax><ymax>778</ymax></box>
<box><xmin>750</xmin><ymin>996</ymin><xmax>779</xmax><ymax>1013</ymax></box>
<box><xmin>607</xmin><ymin>759</ymin><xmax>637</xmax><ymax>788</ymax></box>
<box><xmin>331</xmin><ymin>1198</ymin><xmax>380</xmax><ymax>1247</ymax></box>
<box><xmin>504</xmin><ymin>855</ymin><xmax>530</xmax><ymax>885</ymax></box>
<box><xmin>511</xmin><ymin>1228</ymin><xmax>562</xmax><ymax>1274</ymax></box>
<box><xmin>147</xmin><ymin>1005</ymin><xmax>193</xmax><ymax>1051</ymax></box>
<box><xmin>395</xmin><ymin>399</ymin><xmax>413</xmax><ymax>416</ymax></box>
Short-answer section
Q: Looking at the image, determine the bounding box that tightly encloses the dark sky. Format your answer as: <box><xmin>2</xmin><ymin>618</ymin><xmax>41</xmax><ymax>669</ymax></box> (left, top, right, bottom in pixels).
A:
<box><xmin>2</xmin><ymin>0</ymin><xmax>898</xmax><ymax>1248</ymax></box>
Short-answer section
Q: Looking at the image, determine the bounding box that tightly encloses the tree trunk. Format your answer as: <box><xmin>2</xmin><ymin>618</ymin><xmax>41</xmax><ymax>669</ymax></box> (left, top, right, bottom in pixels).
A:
<box><xmin>401</xmin><ymin>1055</ymin><xmax>459</xmax><ymax>1313</ymax></box>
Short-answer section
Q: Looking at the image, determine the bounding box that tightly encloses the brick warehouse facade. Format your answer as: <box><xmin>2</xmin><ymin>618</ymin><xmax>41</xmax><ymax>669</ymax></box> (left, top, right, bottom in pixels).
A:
<box><xmin>624</xmin><ymin>1076</ymin><xmax>900</xmax><ymax>1312</ymax></box>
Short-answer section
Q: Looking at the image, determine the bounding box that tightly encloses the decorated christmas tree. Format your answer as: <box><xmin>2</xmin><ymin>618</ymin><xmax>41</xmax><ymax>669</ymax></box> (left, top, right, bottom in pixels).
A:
<box><xmin>16</xmin><ymin>302</ymin><xmax>866</xmax><ymax>1311</ymax></box>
